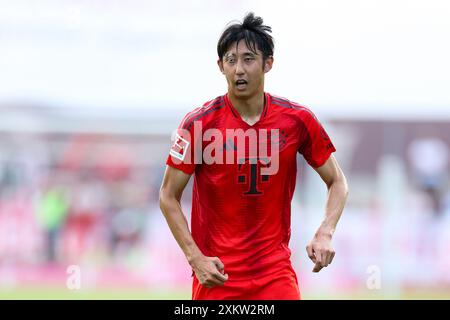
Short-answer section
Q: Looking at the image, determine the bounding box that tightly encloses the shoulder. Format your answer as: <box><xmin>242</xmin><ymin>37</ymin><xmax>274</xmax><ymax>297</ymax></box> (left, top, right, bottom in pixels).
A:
<box><xmin>268</xmin><ymin>93</ymin><xmax>318</xmax><ymax>123</ymax></box>
<box><xmin>179</xmin><ymin>95</ymin><xmax>226</xmax><ymax>130</ymax></box>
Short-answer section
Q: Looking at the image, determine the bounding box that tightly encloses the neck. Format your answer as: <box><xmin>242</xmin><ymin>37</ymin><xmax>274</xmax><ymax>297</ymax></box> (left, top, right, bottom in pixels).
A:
<box><xmin>228</xmin><ymin>91</ymin><xmax>265</xmax><ymax>119</ymax></box>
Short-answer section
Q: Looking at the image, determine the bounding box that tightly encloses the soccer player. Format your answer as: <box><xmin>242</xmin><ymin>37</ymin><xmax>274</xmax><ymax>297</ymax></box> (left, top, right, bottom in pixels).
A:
<box><xmin>159</xmin><ymin>12</ymin><xmax>348</xmax><ymax>300</ymax></box>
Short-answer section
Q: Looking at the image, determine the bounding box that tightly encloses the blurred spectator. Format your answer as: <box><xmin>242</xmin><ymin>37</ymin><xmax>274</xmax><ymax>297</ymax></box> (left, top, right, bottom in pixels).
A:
<box><xmin>35</xmin><ymin>183</ymin><xmax>70</xmax><ymax>263</ymax></box>
<box><xmin>408</xmin><ymin>137</ymin><xmax>449</xmax><ymax>217</ymax></box>
<box><xmin>107</xmin><ymin>178</ymin><xmax>148</xmax><ymax>264</ymax></box>
<box><xmin>63</xmin><ymin>170</ymin><xmax>108</xmax><ymax>263</ymax></box>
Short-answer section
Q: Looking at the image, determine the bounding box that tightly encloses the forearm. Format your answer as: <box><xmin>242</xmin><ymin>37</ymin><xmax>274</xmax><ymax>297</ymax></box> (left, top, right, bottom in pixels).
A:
<box><xmin>317</xmin><ymin>176</ymin><xmax>348</xmax><ymax>237</ymax></box>
<box><xmin>159</xmin><ymin>193</ymin><xmax>203</xmax><ymax>264</ymax></box>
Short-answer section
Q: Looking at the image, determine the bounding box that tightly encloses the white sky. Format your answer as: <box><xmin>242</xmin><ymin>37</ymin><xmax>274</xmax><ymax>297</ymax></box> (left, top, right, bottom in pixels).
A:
<box><xmin>0</xmin><ymin>0</ymin><xmax>449</xmax><ymax>119</ymax></box>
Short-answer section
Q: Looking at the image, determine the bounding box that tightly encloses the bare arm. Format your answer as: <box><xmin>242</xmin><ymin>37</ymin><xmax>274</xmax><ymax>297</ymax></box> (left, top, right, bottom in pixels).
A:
<box><xmin>306</xmin><ymin>154</ymin><xmax>349</xmax><ymax>272</ymax></box>
<box><xmin>159</xmin><ymin>165</ymin><xmax>228</xmax><ymax>287</ymax></box>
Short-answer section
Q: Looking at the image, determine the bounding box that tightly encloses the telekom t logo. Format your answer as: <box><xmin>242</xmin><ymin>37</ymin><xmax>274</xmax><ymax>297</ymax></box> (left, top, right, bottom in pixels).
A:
<box><xmin>237</xmin><ymin>157</ymin><xmax>271</xmax><ymax>195</ymax></box>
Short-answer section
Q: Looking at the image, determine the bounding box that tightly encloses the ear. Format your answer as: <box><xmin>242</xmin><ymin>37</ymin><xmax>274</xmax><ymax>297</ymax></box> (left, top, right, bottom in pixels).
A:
<box><xmin>217</xmin><ymin>59</ymin><xmax>225</xmax><ymax>74</ymax></box>
<box><xmin>263</xmin><ymin>56</ymin><xmax>274</xmax><ymax>73</ymax></box>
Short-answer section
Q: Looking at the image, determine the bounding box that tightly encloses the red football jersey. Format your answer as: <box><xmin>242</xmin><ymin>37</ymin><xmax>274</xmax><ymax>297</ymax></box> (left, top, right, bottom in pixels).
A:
<box><xmin>166</xmin><ymin>92</ymin><xmax>336</xmax><ymax>281</ymax></box>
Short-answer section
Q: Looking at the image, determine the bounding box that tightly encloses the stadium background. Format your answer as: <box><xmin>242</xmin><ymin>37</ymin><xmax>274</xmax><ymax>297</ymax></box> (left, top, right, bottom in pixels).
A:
<box><xmin>0</xmin><ymin>0</ymin><xmax>449</xmax><ymax>299</ymax></box>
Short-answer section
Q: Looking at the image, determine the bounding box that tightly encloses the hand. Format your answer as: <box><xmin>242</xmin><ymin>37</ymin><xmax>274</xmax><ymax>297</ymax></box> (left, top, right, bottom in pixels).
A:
<box><xmin>190</xmin><ymin>255</ymin><xmax>229</xmax><ymax>288</ymax></box>
<box><xmin>306</xmin><ymin>232</ymin><xmax>335</xmax><ymax>273</ymax></box>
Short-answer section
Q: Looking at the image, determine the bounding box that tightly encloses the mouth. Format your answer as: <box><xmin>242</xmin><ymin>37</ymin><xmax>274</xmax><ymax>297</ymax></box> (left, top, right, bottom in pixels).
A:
<box><xmin>235</xmin><ymin>79</ymin><xmax>248</xmax><ymax>90</ymax></box>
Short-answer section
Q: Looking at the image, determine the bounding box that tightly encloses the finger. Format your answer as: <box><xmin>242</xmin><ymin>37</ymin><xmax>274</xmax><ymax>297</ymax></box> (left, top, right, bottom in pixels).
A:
<box><xmin>204</xmin><ymin>281</ymin><xmax>221</xmax><ymax>288</ymax></box>
<box><xmin>213</xmin><ymin>271</ymin><xmax>229</xmax><ymax>283</ymax></box>
<box><xmin>213</xmin><ymin>257</ymin><xmax>225</xmax><ymax>272</ymax></box>
<box><xmin>322</xmin><ymin>251</ymin><xmax>330</xmax><ymax>267</ymax></box>
<box><xmin>312</xmin><ymin>263</ymin><xmax>323</xmax><ymax>273</ymax></box>
<box><xmin>324</xmin><ymin>250</ymin><xmax>334</xmax><ymax>266</ymax></box>
<box><xmin>329</xmin><ymin>251</ymin><xmax>336</xmax><ymax>265</ymax></box>
<box><xmin>202</xmin><ymin>277</ymin><xmax>222</xmax><ymax>288</ymax></box>
<box><xmin>314</xmin><ymin>249</ymin><xmax>323</xmax><ymax>266</ymax></box>
<box><xmin>306</xmin><ymin>245</ymin><xmax>316</xmax><ymax>263</ymax></box>
<box><xmin>205</xmin><ymin>274</ymin><xmax>228</xmax><ymax>287</ymax></box>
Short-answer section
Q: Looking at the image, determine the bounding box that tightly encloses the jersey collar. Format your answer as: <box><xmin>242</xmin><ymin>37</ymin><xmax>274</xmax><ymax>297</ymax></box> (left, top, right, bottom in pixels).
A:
<box><xmin>224</xmin><ymin>92</ymin><xmax>270</xmax><ymax>126</ymax></box>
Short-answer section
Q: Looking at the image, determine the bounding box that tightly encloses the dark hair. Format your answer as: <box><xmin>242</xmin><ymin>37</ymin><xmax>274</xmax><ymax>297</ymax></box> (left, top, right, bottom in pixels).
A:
<box><xmin>217</xmin><ymin>12</ymin><xmax>274</xmax><ymax>61</ymax></box>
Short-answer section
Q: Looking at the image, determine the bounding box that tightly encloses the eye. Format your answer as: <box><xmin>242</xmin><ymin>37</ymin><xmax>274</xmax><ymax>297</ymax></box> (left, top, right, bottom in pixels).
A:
<box><xmin>245</xmin><ymin>57</ymin><xmax>255</xmax><ymax>62</ymax></box>
<box><xmin>226</xmin><ymin>56</ymin><xmax>236</xmax><ymax>64</ymax></box>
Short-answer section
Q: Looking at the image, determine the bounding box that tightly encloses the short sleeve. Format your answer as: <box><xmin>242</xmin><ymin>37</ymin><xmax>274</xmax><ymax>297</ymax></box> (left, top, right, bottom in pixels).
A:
<box><xmin>298</xmin><ymin>110</ymin><xmax>336</xmax><ymax>168</ymax></box>
<box><xmin>165</xmin><ymin>113</ymin><xmax>200</xmax><ymax>175</ymax></box>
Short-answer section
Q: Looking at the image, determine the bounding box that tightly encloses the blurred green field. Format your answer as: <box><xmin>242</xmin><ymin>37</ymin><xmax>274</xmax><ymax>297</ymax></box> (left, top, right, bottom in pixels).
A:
<box><xmin>0</xmin><ymin>286</ymin><xmax>191</xmax><ymax>300</ymax></box>
<box><xmin>1</xmin><ymin>286</ymin><xmax>449</xmax><ymax>300</ymax></box>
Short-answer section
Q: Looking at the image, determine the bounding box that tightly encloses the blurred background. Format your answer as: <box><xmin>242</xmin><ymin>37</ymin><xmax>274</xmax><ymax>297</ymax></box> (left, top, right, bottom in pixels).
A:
<box><xmin>0</xmin><ymin>0</ymin><xmax>449</xmax><ymax>299</ymax></box>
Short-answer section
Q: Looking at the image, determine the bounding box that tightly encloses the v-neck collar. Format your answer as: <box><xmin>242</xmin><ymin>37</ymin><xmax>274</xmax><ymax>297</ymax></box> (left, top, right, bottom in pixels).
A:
<box><xmin>224</xmin><ymin>92</ymin><xmax>270</xmax><ymax>127</ymax></box>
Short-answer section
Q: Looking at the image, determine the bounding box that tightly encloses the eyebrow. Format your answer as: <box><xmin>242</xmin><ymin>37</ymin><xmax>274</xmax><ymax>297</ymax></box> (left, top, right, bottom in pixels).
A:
<box><xmin>225</xmin><ymin>52</ymin><xmax>258</xmax><ymax>58</ymax></box>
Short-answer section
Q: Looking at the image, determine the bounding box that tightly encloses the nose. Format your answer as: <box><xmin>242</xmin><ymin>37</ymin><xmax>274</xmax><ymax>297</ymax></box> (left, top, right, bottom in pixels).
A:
<box><xmin>235</xmin><ymin>58</ymin><xmax>245</xmax><ymax>76</ymax></box>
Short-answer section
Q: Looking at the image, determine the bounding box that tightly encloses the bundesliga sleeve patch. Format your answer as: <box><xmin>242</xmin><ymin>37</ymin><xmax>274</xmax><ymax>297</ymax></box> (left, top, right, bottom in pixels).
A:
<box><xmin>169</xmin><ymin>133</ymin><xmax>190</xmax><ymax>161</ymax></box>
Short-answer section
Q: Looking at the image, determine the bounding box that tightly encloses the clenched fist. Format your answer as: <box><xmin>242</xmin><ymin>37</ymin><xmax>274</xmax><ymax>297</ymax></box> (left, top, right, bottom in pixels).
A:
<box><xmin>306</xmin><ymin>232</ymin><xmax>335</xmax><ymax>273</ymax></box>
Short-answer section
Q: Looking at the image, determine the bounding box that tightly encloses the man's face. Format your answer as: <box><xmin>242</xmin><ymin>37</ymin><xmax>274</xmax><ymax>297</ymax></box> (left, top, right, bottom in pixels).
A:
<box><xmin>218</xmin><ymin>40</ymin><xmax>273</xmax><ymax>99</ymax></box>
